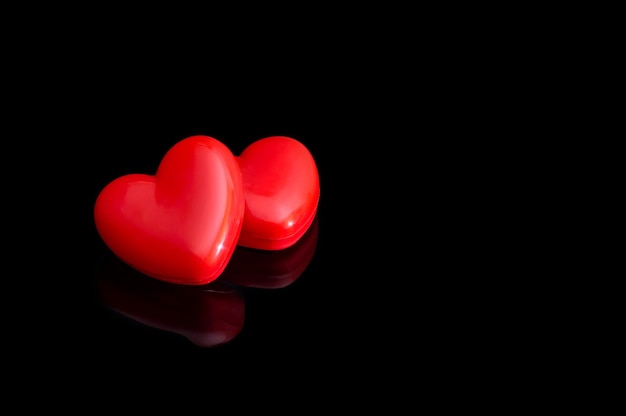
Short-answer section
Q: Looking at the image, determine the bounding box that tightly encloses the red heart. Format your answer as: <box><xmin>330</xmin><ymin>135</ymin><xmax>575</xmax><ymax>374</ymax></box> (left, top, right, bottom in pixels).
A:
<box><xmin>94</xmin><ymin>135</ymin><xmax>245</xmax><ymax>285</ymax></box>
<box><xmin>237</xmin><ymin>136</ymin><xmax>320</xmax><ymax>250</ymax></box>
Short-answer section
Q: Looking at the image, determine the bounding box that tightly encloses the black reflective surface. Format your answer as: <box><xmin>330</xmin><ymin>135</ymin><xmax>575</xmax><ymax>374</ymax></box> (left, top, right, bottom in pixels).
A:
<box><xmin>27</xmin><ymin>77</ymin><xmax>520</xmax><ymax>392</ymax></box>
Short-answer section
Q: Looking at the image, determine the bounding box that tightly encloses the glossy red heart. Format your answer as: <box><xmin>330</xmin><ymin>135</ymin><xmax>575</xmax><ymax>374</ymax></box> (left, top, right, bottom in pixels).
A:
<box><xmin>237</xmin><ymin>136</ymin><xmax>320</xmax><ymax>250</ymax></box>
<box><xmin>94</xmin><ymin>135</ymin><xmax>245</xmax><ymax>285</ymax></box>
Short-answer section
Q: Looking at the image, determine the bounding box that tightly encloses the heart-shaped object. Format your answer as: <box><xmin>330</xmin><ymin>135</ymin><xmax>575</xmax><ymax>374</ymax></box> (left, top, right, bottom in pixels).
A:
<box><xmin>237</xmin><ymin>136</ymin><xmax>320</xmax><ymax>250</ymax></box>
<box><xmin>94</xmin><ymin>135</ymin><xmax>245</xmax><ymax>285</ymax></box>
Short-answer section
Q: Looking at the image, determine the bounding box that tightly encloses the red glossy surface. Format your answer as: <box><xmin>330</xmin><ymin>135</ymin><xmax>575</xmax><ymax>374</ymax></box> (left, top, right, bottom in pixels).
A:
<box><xmin>97</xmin><ymin>253</ymin><xmax>245</xmax><ymax>348</ymax></box>
<box><xmin>94</xmin><ymin>135</ymin><xmax>245</xmax><ymax>285</ymax></box>
<box><xmin>237</xmin><ymin>136</ymin><xmax>320</xmax><ymax>250</ymax></box>
<box><xmin>221</xmin><ymin>216</ymin><xmax>319</xmax><ymax>288</ymax></box>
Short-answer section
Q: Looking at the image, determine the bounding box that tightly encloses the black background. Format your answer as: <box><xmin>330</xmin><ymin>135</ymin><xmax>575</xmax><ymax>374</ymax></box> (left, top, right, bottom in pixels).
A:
<box><xmin>11</xmin><ymin>27</ymin><xmax>540</xmax><ymax>398</ymax></box>
<box><xmin>64</xmin><ymin>91</ymin><xmax>505</xmax><ymax>377</ymax></box>
<box><xmin>21</xmin><ymin>76</ymin><xmax>514</xmax><ymax>384</ymax></box>
<box><xmin>1</xmin><ymin>5</ymin><xmax>588</xmax><ymax>406</ymax></box>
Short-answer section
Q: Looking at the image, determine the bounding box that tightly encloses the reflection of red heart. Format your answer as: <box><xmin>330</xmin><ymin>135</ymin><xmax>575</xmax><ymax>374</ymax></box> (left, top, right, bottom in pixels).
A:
<box><xmin>221</xmin><ymin>216</ymin><xmax>319</xmax><ymax>288</ymax></box>
<box><xmin>94</xmin><ymin>135</ymin><xmax>245</xmax><ymax>285</ymax></box>
<box><xmin>97</xmin><ymin>253</ymin><xmax>245</xmax><ymax>348</ymax></box>
<box><xmin>237</xmin><ymin>136</ymin><xmax>320</xmax><ymax>250</ymax></box>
